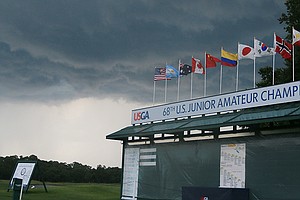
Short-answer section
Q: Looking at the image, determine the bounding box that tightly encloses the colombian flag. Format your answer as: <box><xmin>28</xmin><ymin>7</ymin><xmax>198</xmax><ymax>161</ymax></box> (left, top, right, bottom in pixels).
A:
<box><xmin>221</xmin><ymin>49</ymin><xmax>238</xmax><ymax>67</ymax></box>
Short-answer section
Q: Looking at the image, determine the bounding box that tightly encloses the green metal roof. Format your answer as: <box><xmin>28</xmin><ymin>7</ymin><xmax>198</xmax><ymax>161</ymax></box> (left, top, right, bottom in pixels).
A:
<box><xmin>106</xmin><ymin>102</ymin><xmax>300</xmax><ymax>140</ymax></box>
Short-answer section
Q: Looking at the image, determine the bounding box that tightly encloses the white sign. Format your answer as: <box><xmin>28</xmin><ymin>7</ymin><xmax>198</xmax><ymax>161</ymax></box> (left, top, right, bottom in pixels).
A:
<box><xmin>122</xmin><ymin>148</ymin><xmax>140</xmax><ymax>200</ymax></box>
<box><xmin>10</xmin><ymin>162</ymin><xmax>36</xmax><ymax>187</ymax></box>
<box><xmin>132</xmin><ymin>81</ymin><xmax>300</xmax><ymax>124</ymax></box>
<box><xmin>220</xmin><ymin>143</ymin><xmax>246</xmax><ymax>188</ymax></box>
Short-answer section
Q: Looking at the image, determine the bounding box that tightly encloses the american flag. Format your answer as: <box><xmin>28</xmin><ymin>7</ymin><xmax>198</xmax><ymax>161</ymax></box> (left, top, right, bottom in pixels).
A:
<box><xmin>154</xmin><ymin>67</ymin><xmax>169</xmax><ymax>81</ymax></box>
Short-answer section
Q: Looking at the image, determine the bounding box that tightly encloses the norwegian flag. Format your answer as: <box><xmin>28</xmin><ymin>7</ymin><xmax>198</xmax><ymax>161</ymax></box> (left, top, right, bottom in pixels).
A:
<box><xmin>274</xmin><ymin>34</ymin><xmax>292</xmax><ymax>59</ymax></box>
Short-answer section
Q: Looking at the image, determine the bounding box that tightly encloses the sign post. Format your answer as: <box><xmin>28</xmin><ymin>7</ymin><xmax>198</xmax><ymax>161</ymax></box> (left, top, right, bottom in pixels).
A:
<box><xmin>12</xmin><ymin>178</ymin><xmax>22</xmax><ymax>200</ymax></box>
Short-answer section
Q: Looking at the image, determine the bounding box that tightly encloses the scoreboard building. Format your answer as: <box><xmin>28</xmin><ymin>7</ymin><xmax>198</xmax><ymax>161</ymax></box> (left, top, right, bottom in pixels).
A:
<box><xmin>107</xmin><ymin>81</ymin><xmax>300</xmax><ymax>200</ymax></box>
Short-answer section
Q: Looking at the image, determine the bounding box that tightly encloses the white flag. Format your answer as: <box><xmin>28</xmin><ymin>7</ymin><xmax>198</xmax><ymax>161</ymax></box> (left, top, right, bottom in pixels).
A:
<box><xmin>238</xmin><ymin>44</ymin><xmax>254</xmax><ymax>60</ymax></box>
<box><xmin>254</xmin><ymin>38</ymin><xmax>274</xmax><ymax>57</ymax></box>
<box><xmin>293</xmin><ymin>27</ymin><xmax>300</xmax><ymax>46</ymax></box>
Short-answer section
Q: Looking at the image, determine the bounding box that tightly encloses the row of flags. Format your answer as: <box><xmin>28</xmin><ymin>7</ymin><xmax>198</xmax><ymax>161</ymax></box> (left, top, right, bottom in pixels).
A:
<box><xmin>153</xmin><ymin>27</ymin><xmax>300</xmax><ymax>103</ymax></box>
<box><xmin>154</xmin><ymin>48</ymin><xmax>239</xmax><ymax>80</ymax></box>
<box><xmin>155</xmin><ymin>30</ymin><xmax>300</xmax><ymax>79</ymax></box>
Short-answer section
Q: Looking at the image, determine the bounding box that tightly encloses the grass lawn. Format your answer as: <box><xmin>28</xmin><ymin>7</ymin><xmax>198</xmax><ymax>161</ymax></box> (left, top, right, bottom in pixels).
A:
<box><xmin>0</xmin><ymin>180</ymin><xmax>120</xmax><ymax>200</ymax></box>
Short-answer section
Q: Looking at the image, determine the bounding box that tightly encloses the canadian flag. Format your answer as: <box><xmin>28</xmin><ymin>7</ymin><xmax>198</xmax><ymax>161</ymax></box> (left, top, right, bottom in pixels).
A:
<box><xmin>192</xmin><ymin>57</ymin><xmax>205</xmax><ymax>74</ymax></box>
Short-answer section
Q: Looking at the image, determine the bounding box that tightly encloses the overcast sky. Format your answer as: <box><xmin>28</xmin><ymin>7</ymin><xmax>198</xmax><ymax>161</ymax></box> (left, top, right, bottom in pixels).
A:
<box><xmin>0</xmin><ymin>1</ymin><xmax>287</xmax><ymax>167</ymax></box>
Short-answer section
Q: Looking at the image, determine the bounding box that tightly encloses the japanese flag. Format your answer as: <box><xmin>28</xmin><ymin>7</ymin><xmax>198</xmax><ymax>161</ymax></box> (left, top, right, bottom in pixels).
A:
<box><xmin>238</xmin><ymin>44</ymin><xmax>254</xmax><ymax>60</ymax></box>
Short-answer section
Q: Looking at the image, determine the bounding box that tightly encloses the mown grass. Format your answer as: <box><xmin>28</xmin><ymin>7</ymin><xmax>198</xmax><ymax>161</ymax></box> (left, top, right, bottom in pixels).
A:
<box><xmin>0</xmin><ymin>180</ymin><xmax>120</xmax><ymax>200</ymax></box>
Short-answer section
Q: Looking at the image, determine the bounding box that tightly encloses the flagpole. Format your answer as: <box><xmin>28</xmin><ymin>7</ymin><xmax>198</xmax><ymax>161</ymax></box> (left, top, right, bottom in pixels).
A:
<box><xmin>190</xmin><ymin>57</ymin><xmax>194</xmax><ymax>99</ymax></box>
<box><xmin>177</xmin><ymin>59</ymin><xmax>181</xmax><ymax>101</ymax></box>
<box><xmin>292</xmin><ymin>27</ymin><xmax>295</xmax><ymax>82</ymax></box>
<box><xmin>236</xmin><ymin>42</ymin><xmax>239</xmax><ymax>91</ymax></box>
<box><xmin>153</xmin><ymin>77</ymin><xmax>156</xmax><ymax>105</ymax></box>
<box><xmin>293</xmin><ymin>44</ymin><xmax>295</xmax><ymax>81</ymax></box>
<box><xmin>253</xmin><ymin>37</ymin><xmax>256</xmax><ymax>88</ymax></box>
<box><xmin>220</xmin><ymin>47</ymin><xmax>223</xmax><ymax>94</ymax></box>
<box><xmin>165</xmin><ymin>77</ymin><xmax>167</xmax><ymax>103</ymax></box>
<box><xmin>220</xmin><ymin>65</ymin><xmax>223</xmax><ymax>94</ymax></box>
<box><xmin>204</xmin><ymin>52</ymin><xmax>207</xmax><ymax>96</ymax></box>
<box><xmin>236</xmin><ymin>60</ymin><xmax>239</xmax><ymax>91</ymax></box>
<box><xmin>253</xmin><ymin>57</ymin><xmax>256</xmax><ymax>88</ymax></box>
<box><xmin>190</xmin><ymin>71</ymin><xmax>193</xmax><ymax>99</ymax></box>
<box><xmin>272</xmin><ymin>32</ymin><xmax>276</xmax><ymax>85</ymax></box>
<box><xmin>165</xmin><ymin>63</ymin><xmax>167</xmax><ymax>103</ymax></box>
<box><xmin>272</xmin><ymin>53</ymin><xmax>275</xmax><ymax>85</ymax></box>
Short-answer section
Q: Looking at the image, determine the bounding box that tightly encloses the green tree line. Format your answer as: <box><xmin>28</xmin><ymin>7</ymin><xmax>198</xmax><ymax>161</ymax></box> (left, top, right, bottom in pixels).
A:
<box><xmin>257</xmin><ymin>0</ymin><xmax>300</xmax><ymax>86</ymax></box>
<box><xmin>0</xmin><ymin>155</ymin><xmax>121</xmax><ymax>183</ymax></box>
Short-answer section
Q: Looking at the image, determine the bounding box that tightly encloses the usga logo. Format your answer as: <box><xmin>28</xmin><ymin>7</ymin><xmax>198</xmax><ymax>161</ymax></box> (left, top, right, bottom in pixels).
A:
<box><xmin>133</xmin><ymin>111</ymin><xmax>150</xmax><ymax>121</ymax></box>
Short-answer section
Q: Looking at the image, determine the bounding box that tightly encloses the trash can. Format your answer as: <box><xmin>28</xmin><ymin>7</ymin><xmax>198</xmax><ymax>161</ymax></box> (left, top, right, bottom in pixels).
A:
<box><xmin>12</xmin><ymin>178</ymin><xmax>23</xmax><ymax>200</ymax></box>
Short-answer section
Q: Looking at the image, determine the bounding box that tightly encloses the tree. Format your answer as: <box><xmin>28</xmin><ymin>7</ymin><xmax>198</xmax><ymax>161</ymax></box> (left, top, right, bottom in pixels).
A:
<box><xmin>257</xmin><ymin>0</ymin><xmax>300</xmax><ymax>86</ymax></box>
<box><xmin>0</xmin><ymin>155</ymin><xmax>121</xmax><ymax>183</ymax></box>
<box><xmin>257</xmin><ymin>67</ymin><xmax>291</xmax><ymax>87</ymax></box>
<box><xmin>279</xmin><ymin>0</ymin><xmax>300</xmax><ymax>37</ymax></box>
<box><xmin>279</xmin><ymin>0</ymin><xmax>300</xmax><ymax>81</ymax></box>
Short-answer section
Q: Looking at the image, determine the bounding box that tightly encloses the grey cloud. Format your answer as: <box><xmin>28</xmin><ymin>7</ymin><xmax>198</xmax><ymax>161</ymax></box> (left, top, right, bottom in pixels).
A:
<box><xmin>0</xmin><ymin>1</ymin><xmax>285</xmax><ymax>63</ymax></box>
<box><xmin>0</xmin><ymin>0</ymin><xmax>287</xmax><ymax>103</ymax></box>
<box><xmin>0</xmin><ymin>42</ymin><xmax>153</xmax><ymax>103</ymax></box>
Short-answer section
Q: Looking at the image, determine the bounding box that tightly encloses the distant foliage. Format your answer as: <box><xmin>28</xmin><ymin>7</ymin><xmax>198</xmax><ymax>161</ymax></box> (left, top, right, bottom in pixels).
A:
<box><xmin>257</xmin><ymin>66</ymin><xmax>291</xmax><ymax>87</ymax></box>
<box><xmin>0</xmin><ymin>155</ymin><xmax>121</xmax><ymax>183</ymax></box>
<box><xmin>258</xmin><ymin>0</ymin><xmax>300</xmax><ymax>86</ymax></box>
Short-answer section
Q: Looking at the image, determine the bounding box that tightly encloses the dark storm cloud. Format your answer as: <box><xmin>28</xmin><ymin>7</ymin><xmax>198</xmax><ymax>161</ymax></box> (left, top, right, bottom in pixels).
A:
<box><xmin>0</xmin><ymin>42</ymin><xmax>153</xmax><ymax>102</ymax></box>
<box><xmin>0</xmin><ymin>0</ymin><xmax>287</xmax><ymax>103</ymax></box>
<box><xmin>0</xmin><ymin>1</ymin><xmax>285</xmax><ymax>62</ymax></box>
